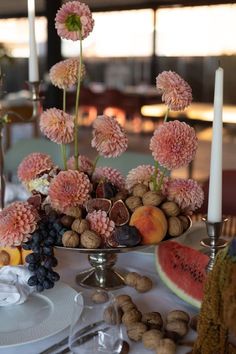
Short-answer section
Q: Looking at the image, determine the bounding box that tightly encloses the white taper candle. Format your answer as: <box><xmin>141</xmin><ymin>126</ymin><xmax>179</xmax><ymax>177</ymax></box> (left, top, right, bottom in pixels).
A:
<box><xmin>28</xmin><ymin>0</ymin><xmax>39</xmax><ymax>82</ymax></box>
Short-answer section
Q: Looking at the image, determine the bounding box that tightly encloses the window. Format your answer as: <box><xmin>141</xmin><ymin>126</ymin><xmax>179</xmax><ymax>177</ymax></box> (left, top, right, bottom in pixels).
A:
<box><xmin>155</xmin><ymin>4</ymin><xmax>236</xmax><ymax>56</ymax></box>
<box><xmin>62</xmin><ymin>9</ymin><xmax>154</xmax><ymax>58</ymax></box>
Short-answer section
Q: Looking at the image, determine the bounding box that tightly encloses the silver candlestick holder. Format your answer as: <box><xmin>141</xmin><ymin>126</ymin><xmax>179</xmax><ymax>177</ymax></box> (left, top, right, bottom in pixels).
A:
<box><xmin>201</xmin><ymin>217</ymin><xmax>228</xmax><ymax>272</ymax></box>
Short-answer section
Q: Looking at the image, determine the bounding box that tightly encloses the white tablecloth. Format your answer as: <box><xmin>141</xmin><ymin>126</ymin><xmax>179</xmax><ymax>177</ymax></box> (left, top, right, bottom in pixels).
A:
<box><xmin>0</xmin><ymin>249</ymin><xmax>198</xmax><ymax>354</ymax></box>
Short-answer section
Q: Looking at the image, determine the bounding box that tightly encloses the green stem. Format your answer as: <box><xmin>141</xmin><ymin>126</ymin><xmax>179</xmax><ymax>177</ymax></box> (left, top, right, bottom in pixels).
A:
<box><xmin>74</xmin><ymin>32</ymin><xmax>83</xmax><ymax>170</ymax></box>
<box><xmin>164</xmin><ymin>108</ymin><xmax>169</xmax><ymax>123</ymax></box>
<box><xmin>152</xmin><ymin>160</ymin><xmax>159</xmax><ymax>191</ymax></box>
<box><xmin>60</xmin><ymin>89</ymin><xmax>67</xmax><ymax>170</ymax></box>
<box><xmin>156</xmin><ymin>168</ymin><xmax>167</xmax><ymax>192</ymax></box>
<box><xmin>92</xmin><ymin>155</ymin><xmax>100</xmax><ymax>174</ymax></box>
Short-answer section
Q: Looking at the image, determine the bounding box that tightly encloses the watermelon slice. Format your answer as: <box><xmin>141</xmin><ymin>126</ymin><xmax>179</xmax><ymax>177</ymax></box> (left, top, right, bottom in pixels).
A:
<box><xmin>155</xmin><ymin>241</ymin><xmax>209</xmax><ymax>308</ymax></box>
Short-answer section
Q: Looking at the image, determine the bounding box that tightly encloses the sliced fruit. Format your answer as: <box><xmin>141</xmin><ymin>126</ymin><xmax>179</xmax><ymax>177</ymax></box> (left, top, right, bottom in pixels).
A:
<box><xmin>86</xmin><ymin>198</ymin><xmax>112</xmax><ymax>213</ymax></box>
<box><xmin>130</xmin><ymin>205</ymin><xmax>167</xmax><ymax>245</ymax></box>
<box><xmin>109</xmin><ymin>200</ymin><xmax>130</xmax><ymax>226</ymax></box>
<box><xmin>155</xmin><ymin>241</ymin><xmax>209</xmax><ymax>308</ymax></box>
<box><xmin>0</xmin><ymin>247</ymin><xmax>22</xmax><ymax>266</ymax></box>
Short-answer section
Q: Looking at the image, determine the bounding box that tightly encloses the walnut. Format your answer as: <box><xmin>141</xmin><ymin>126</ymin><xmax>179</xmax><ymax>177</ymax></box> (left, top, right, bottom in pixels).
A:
<box><xmin>156</xmin><ymin>338</ymin><xmax>176</xmax><ymax>354</ymax></box>
<box><xmin>64</xmin><ymin>206</ymin><xmax>82</xmax><ymax>218</ymax></box>
<box><xmin>127</xmin><ymin>322</ymin><xmax>147</xmax><ymax>341</ymax></box>
<box><xmin>178</xmin><ymin>215</ymin><xmax>190</xmax><ymax>231</ymax></box>
<box><xmin>115</xmin><ymin>294</ymin><xmax>132</xmax><ymax>307</ymax></box>
<box><xmin>167</xmin><ymin>310</ymin><xmax>190</xmax><ymax>324</ymax></box>
<box><xmin>72</xmin><ymin>219</ymin><xmax>89</xmax><ymax>234</ymax></box>
<box><xmin>125</xmin><ymin>196</ymin><xmax>142</xmax><ymax>212</ymax></box>
<box><xmin>135</xmin><ymin>276</ymin><xmax>153</xmax><ymax>293</ymax></box>
<box><xmin>190</xmin><ymin>315</ymin><xmax>198</xmax><ymax>331</ymax></box>
<box><xmin>120</xmin><ymin>300</ymin><xmax>137</xmax><ymax>313</ymax></box>
<box><xmin>60</xmin><ymin>215</ymin><xmax>74</xmax><ymax>228</ymax></box>
<box><xmin>124</xmin><ymin>272</ymin><xmax>141</xmax><ymax>287</ymax></box>
<box><xmin>91</xmin><ymin>290</ymin><xmax>109</xmax><ymax>304</ymax></box>
<box><xmin>80</xmin><ymin>230</ymin><xmax>101</xmax><ymax>249</ymax></box>
<box><xmin>122</xmin><ymin>308</ymin><xmax>142</xmax><ymax>326</ymax></box>
<box><xmin>165</xmin><ymin>320</ymin><xmax>188</xmax><ymax>340</ymax></box>
<box><xmin>142</xmin><ymin>191</ymin><xmax>164</xmax><ymax>206</ymax></box>
<box><xmin>161</xmin><ymin>201</ymin><xmax>180</xmax><ymax>217</ymax></box>
<box><xmin>142</xmin><ymin>312</ymin><xmax>163</xmax><ymax>330</ymax></box>
<box><xmin>132</xmin><ymin>183</ymin><xmax>149</xmax><ymax>198</ymax></box>
<box><xmin>0</xmin><ymin>250</ymin><xmax>10</xmax><ymax>265</ymax></box>
<box><xmin>62</xmin><ymin>230</ymin><xmax>80</xmax><ymax>248</ymax></box>
<box><xmin>142</xmin><ymin>329</ymin><xmax>163</xmax><ymax>350</ymax></box>
<box><xmin>103</xmin><ymin>305</ymin><xmax>122</xmax><ymax>325</ymax></box>
<box><xmin>168</xmin><ymin>216</ymin><xmax>184</xmax><ymax>237</ymax></box>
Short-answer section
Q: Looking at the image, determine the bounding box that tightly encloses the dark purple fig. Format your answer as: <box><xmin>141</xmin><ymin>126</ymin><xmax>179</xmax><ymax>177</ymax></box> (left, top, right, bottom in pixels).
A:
<box><xmin>86</xmin><ymin>198</ymin><xmax>112</xmax><ymax>213</ymax></box>
<box><xmin>106</xmin><ymin>232</ymin><xmax>119</xmax><ymax>248</ymax></box>
<box><xmin>96</xmin><ymin>182</ymin><xmax>117</xmax><ymax>199</ymax></box>
<box><xmin>109</xmin><ymin>200</ymin><xmax>130</xmax><ymax>226</ymax></box>
<box><xmin>114</xmin><ymin>225</ymin><xmax>141</xmax><ymax>247</ymax></box>
<box><xmin>27</xmin><ymin>194</ymin><xmax>42</xmax><ymax>209</ymax></box>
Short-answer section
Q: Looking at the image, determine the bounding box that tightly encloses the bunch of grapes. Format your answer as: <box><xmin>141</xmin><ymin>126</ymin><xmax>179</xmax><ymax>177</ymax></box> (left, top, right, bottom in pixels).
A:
<box><xmin>22</xmin><ymin>216</ymin><xmax>68</xmax><ymax>292</ymax></box>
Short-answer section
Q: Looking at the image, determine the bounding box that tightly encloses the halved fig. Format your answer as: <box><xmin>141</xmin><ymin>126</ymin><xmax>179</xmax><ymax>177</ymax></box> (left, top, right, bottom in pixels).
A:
<box><xmin>109</xmin><ymin>200</ymin><xmax>130</xmax><ymax>226</ymax></box>
<box><xmin>86</xmin><ymin>198</ymin><xmax>112</xmax><ymax>213</ymax></box>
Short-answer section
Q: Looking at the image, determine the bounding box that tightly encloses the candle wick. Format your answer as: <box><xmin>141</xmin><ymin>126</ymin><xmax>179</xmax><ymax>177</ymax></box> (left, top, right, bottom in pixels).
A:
<box><xmin>218</xmin><ymin>59</ymin><xmax>221</xmax><ymax>68</ymax></box>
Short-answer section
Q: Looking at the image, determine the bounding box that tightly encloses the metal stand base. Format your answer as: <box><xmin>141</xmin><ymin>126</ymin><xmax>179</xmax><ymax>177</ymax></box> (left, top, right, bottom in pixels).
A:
<box><xmin>75</xmin><ymin>253</ymin><xmax>126</xmax><ymax>290</ymax></box>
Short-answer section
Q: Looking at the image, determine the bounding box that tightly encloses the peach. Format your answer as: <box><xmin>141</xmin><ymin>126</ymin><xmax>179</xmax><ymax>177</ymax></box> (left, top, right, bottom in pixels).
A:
<box><xmin>129</xmin><ymin>205</ymin><xmax>167</xmax><ymax>245</ymax></box>
<box><xmin>0</xmin><ymin>247</ymin><xmax>22</xmax><ymax>266</ymax></box>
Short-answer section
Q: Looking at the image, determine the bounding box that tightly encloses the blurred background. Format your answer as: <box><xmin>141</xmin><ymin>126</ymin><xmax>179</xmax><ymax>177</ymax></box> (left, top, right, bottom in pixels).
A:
<box><xmin>0</xmin><ymin>0</ymin><xmax>236</xmax><ymax>183</ymax></box>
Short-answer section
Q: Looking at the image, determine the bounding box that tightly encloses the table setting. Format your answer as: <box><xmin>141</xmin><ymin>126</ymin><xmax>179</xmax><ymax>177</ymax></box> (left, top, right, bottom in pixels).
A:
<box><xmin>0</xmin><ymin>1</ymin><xmax>236</xmax><ymax>354</ymax></box>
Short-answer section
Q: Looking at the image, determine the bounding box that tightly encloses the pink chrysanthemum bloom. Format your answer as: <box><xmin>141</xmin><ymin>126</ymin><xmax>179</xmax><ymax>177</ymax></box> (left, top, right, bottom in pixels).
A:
<box><xmin>49</xmin><ymin>58</ymin><xmax>85</xmax><ymax>90</ymax></box>
<box><xmin>0</xmin><ymin>201</ymin><xmax>39</xmax><ymax>247</ymax></box>
<box><xmin>166</xmin><ymin>178</ymin><xmax>204</xmax><ymax>214</ymax></box>
<box><xmin>49</xmin><ymin>170</ymin><xmax>91</xmax><ymax>214</ymax></box>
<box><xmin>156</xmin><ymin>71</ymin><xmax>192</xmax><ymax>111</ymax></box>
<box><xmin>67</xmin><ymin>155</ymin><xmax>94</xmax><ymax>175</ymax></box>
<box><xmin>150</xmin><ymin>120</ymin><xmax>198</xmax><ymax>170</ymax></box>
<box><xmin>86</xmin><ymin>210</ymin><xmax>115</xmax><ymax>241</ymax></box>
<box><xmin>40</xmin><ymin>108</ymin><xmax>74</xmax><ymax>144</ymax></box>
<box><xmin>92</xmin><ymin>167</ymin><xmax>125</xmax><ymax>190</ymax></box>
<box><xmin>17</xmin><ymin>153</ymin><xmax>54</xmax><ymax>183</ymax></box>
<box><xmin>55</xmin><ymin>1</ymin><xmax>94</xmax><ymax>41</ymax></box>
<box><xmin>91</xmin><ymin>115</ymin><xmax>128</xmax><ymax>158</ymax></box>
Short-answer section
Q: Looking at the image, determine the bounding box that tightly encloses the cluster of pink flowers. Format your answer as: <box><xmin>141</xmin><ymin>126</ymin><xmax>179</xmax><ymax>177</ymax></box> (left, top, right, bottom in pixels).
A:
<box><xmin>156</xmin><ymin>71</ymin><xmax>192</xmax><ymax>111</ymax></box>
<box><xmin>49</xmin><ymin>58</ymin><xmax>85</xmax><ymax>90</ymax></box>
<box><xmin>150</xmin><ymin>120</ymin><xmax>198</xmax><ymax>171</ymax></box>
<box><xmin>86</xmin><ymin>210</ymin><xmax>115</xmax><ymax>241</ymax></box>
<box><xmin>17</xmin><ymin>153</ymin><xmax>54</xmax><ymax>183</ymax></box>
<box><xmin>67</xmin><ymin>155</ymin><xmax>94</xmax><ymax>175</ymax></box>
<box><xmin>92</xmin><ymin>167</ymin><xmax>125</xmax><ymax>190</ymax></box>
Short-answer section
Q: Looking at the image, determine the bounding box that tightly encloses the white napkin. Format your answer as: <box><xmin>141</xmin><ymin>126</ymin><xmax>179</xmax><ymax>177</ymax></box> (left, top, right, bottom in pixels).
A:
<box><xmin>0</xmin><ymin>265</ymin><xmax>35</xmax><ymax>306</ymax></box>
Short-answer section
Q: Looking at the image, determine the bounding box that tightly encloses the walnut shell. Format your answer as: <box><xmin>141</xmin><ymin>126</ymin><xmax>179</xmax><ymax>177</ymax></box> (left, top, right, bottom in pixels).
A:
<box><xmin>161</xmin><ymin>201</ymin><xmax>180</xmax><ymax>217</ymax></box>
<box><xmin>124</xmin><ymin>272</ymin><xmax>141</xmax><ymax>287</ymax></box>
<box><xmin>125</xmin><ymin>196</ymin><xmax>142</xmax><ymax>212</ymax></box>
<box><xmin>142</xmin><ymin>329</ymin><xmax>163</xmax><ymax>350</ymax></box>
<box><xmin>165</xmin><ymin>319</ymin><xmax>188</xmax><ymax>338</ymax></box>
<box><xmin>91</xmin><ymin>290</ymin><xmax>109</xmax><ymax>304</ymax></box>
<box><xmin>156</xmin><ymin>338</ymin><xmax>176</xmax><ymax>354</ymax></box>
<box><xmin>127</xmin><ymin>322</ymin><xmax>147</xmax><ymax>341</ymax></box>
<box><xmin>122</xmin><ymin>308</ymin><xmax>142</xmax><ymax>326</ymax></box>
<box><xmin>190</xmin><ymin>315</ymin><xmax>198</xmax><ymax>331</ymax></box>
<box><xmin>142</xmin><ymin>312</ymin><xmax>163</xmax><ymax>330</ymax></box>
<box><xmin>167</xmin><ymin>310</ymin><xmax>190</xmax><ymax>324</ymax></box>
<box><xmin>178</xmin><ymin>215</ymin><xmax>190</xmax><ymax>231</ymax></box>
<box><xmin>64</xmin><ymin>206</ymin><xmax>82</xmax><ymax>218</ymax></box>
<box><xmin>120</xmin><ymin>300</ymin><xmax>137</xmax><ymax>313</ymax></box>
<box><xmin>115</xmin><ymin>294</ymin><xmax>132</xmax><ymax>307</ymax></box>
<box><xmin>72</xmin><ymin>219</ymin><xmax>89</xmax><ymax>234</ymax></box>
<box><xmin>103</xmin><ymin>305</ymin><xmax>122</xmax><ymax>325</ymax></box>
<box><xmin>60</xmin><ymin>215</ymin><xmax>74</xmax><ymax>228</ymax></box>
<box><xmin>135</xmin><ymin>276</ymin><xmax>153</xmax><ymax>293</ymax></box>
<box><xmin>62</xmin><ymin>230</ymin><xmax>80</xmax><ymax>248</ymax></box>
<box><xmin>168</xmin><ymin>216</ymin><xmax>184</xmax><ymax>237</ymax></box>
<box><xmin>80</xmin><ymin>230</ymin><xmax>101</xmax><ymax>249</ymax></box>
<box><xmin>132</xmin><ymin>183</ymin><xmax>149</xmax><ymax>198</ymax></box>
<box><xmin>142</xmin><ymin>191</ymin><xmax>164</xmax><ymax>207</ymax></box>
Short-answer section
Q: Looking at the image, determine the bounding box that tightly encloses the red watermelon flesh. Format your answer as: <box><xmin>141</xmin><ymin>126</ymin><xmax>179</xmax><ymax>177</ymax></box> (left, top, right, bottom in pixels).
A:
<box><xmin>155</xmin><ymin>241</ymin><xmax>209</xmax><ymax>308</ymax></box>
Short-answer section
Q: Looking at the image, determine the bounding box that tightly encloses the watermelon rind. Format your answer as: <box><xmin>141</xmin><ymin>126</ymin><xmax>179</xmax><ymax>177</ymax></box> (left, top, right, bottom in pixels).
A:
<box><xmin>155</xmin><ymin>244</ymin><xmax>205</xmax><ymax>309</ymax></box>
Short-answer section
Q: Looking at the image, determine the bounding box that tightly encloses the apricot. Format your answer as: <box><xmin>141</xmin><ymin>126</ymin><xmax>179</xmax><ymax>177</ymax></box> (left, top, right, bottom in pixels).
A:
<box><xmin>129</xmin><ymin>205</ymin><xmax>167</xmax><ymax>245</ymax></box>
<box><xmin>0</xmin><ymin>247</ymin><xmax>22</xmax><ymax>266</ymax></box>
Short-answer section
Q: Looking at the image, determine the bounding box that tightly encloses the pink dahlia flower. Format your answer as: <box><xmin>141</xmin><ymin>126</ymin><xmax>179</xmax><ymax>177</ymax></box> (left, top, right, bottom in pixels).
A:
<box><xmin>40</xmin><ymin>108</ymin><xmax>74</xmax><ymax>144</ymax></box>
<box><xmin>49</xmin><ymin>58</ymin><xmax>85</xmax><ymax>90</ymax></box>
<box><xmin>55</xmin><ymin>1</ymin><xmax>94</xmax><ymax>41</ymax></box>
<box><xmin>0</xmin><ymin>201</ymin><xmax>39</xmax><ymax>247</ymax></box>
<box><xmin>67</xmin><ymin>155</ymin><xmax>94</xmax><ymax>175</ymax></box>
<box><xmin>156</xmin><ymin>71</ymin><xmax>192</xmax><ymax>111</ymax></box>
<box><xmin>92</xmin><ymin>167</ymin><xmax>125</xmax><ymax>190</ymax></box>
<box><xmin>150</xmin><ymin>120</ymin><xmax>198</xmax><ymax>170</ymax></box>
<box><xmin>86</xmin><ymin>210</ymin><xmax>115</xmax><ymax>240</ymax></box>
<box><xmin>91</xmin><ymin>115</ymin><xmax>128</xmax><ymax>158</ymax></box>
<box><xmin>17</xmin><ymin>153</ymin><xmax>54</xmax><ymax>183</ymax></box>
<box><xmin>49</xmin><ymin>170</ymin><xmax>91</xmax><ymax>214</ymax></box>
<box><xmin>166</xmin><ymin>178</ymin><xmax>204</xmax><ymax>214</ymax></box>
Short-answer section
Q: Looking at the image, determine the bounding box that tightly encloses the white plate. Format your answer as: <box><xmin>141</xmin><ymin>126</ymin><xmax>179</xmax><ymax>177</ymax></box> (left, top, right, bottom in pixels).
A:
<box><xmin>0</xmin><ymin>282</ymin><xmax>77</xmax><ymax>350</ymax></box>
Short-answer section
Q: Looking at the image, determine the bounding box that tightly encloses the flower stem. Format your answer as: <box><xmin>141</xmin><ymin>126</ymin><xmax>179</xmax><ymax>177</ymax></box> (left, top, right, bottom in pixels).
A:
<box><xmin>164</xmin><ymin>108</ymin><xmax>169</xmax><ymax>123</ymax></box>
<box><xmin>74</xmin><ymin>32</ymin><xmax>83</xmax><ymax>170</ymax></box>
<box><xmin>152</xmin><ymin>160</ymin><xmax>159</xmax><ymax>191</ymax></box>
<box><xmin>156</xmin><ymin>168</ymin><xmax>167</xmax><ymax>192</ymax></box>
<box><xmin>92</xmin><ymin>155</ymin><xmax>100</xmax><ymax>174</ymax></box>
<box><xmin>60</xmin><ymin>89</ymin><xmax>67</xmax><ymax>170</ymax></box>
